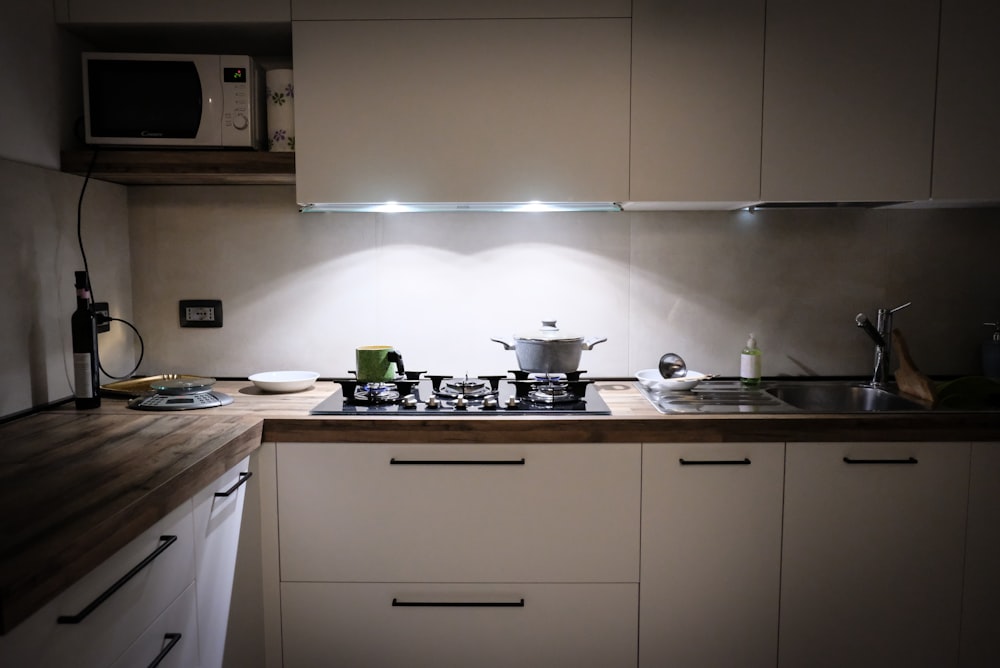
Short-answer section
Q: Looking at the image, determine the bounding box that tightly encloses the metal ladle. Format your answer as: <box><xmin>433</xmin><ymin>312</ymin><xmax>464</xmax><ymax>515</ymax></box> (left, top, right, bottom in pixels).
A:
<box><xmin>658</xmin><ymin>353</ymin><xmax>688</xmax><ymax>379</ymax></box>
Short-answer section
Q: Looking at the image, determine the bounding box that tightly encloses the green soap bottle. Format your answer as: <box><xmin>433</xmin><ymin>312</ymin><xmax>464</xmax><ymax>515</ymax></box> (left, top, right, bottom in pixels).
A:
<box><xmin>740</xmin><ymin>333</ymin><xmax>762</xmax><ymax>386</ymax></box>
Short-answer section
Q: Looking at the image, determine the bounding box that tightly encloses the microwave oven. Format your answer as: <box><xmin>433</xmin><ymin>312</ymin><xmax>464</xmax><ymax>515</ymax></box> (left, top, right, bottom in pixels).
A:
<box><xmin>82</xmin><ymin>52</ymin><xmax>264</xmax><ymax>148</ymax></box>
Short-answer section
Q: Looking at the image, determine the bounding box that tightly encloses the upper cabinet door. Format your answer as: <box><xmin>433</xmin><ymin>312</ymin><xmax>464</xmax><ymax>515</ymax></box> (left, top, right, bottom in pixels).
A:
<box><xmin>56</xmin><ymin>0</ymin><xmax>291</xmax><ymax>22</ymax></box>
<box><xmin>761</xmin><ymin>0</ymin><xmax>939</xmax><ymax>202</ymax></box>
<box><xmin>630</xmin><ymin>0</ymin><xmax>765</xmax><ymax>204</ymax></box>
<box><xmin>291</xmin><ymin>0</ymin><xmax>631</xmax><ymax>20</ymax></box>
<box><xmin>293</xmin><ymin>19</ymin><xmax>630</xmax><ymax>205</ymax></box>
<box><xmin>931</xmin><ymin>0</ymin><xmax>1000</xmax><ymax>201</ymax></box>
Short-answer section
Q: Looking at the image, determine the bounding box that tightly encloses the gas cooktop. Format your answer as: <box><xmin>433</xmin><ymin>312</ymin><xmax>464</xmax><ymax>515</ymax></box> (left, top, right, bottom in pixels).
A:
<box><xmin>310</xmin><ymin>372</ymin><xmax>611</xmax><ymax>416</ymax></box>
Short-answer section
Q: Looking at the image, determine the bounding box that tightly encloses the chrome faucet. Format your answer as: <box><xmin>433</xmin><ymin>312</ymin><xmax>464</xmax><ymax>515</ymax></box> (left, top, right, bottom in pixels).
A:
<box><xmin>855</xmin><ymin>301</ymin><xmax>911</xmax><ymax>388</ymax></box>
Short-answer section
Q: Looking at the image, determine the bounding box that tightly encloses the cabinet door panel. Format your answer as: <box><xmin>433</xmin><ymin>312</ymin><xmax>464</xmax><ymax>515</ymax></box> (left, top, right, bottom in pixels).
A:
<box><xmin>292</xmin><ymin>19</ymin><xmax>630</xmax><ymax>205</ymax></box>
<box><xmin>193</xmin><ymin>457</ymin><xmax>250</xmax><ymax>668</ymax></box>
<box><xmin>761</xmin><ymin>0</ymin><xmax>938</xmax><ymax>201</ymax></box>
<box><xmin>276</xmin><ymin>442</ymin><xmax>640</xmax><ymax>582</ymax></box>
<box><xmin>932</xmin><ymin>0</ymin><xmax>1000</xmax><ymax>200</ymax></box>
<box><xmin>779</xmin><ymin>442</ymin><xmax>969</xmax><ymax>668</ymax></box>
<box><xmin>960</xmin><ymin>442</ymin><xmax>1000</xmax><ymax>667</ymax></box>
<box><xmin>630</xmin><ymin>0</ymin><xmax>765</xmax><ymax>202</ymax></box>
<box><xmin>640</xmin><ymin>442</ymin><xmax>782</xmax><ymax>668</ymax></box>
<box><xmin>281</xmin><ymin>582</ymin><xmax>638</xmax><ymax>668</ymax></box>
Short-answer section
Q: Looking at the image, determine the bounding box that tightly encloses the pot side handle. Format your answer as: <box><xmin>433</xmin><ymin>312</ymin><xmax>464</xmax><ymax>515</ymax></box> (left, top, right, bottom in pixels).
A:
<box><xmin>491</xmin><ymin>337</ymin><xmax>517</xmax><ymax>351</ymax></box>
<box><xmin>582</xmin><ymin>336</ymin><xmax>608</xmax><ymax>350</ymax></box>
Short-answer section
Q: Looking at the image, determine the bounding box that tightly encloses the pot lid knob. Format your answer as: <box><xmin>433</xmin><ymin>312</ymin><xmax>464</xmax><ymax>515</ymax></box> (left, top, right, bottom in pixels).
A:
<box><xmin>540</xmin><ymin>320</ymin><xmax>559</xmax><ymax>331</ymax></box>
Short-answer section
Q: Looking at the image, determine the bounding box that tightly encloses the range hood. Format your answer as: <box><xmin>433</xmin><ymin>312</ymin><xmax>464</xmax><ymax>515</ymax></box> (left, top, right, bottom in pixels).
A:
<box><xmin>300</xmin><ymin>201</ymin><xmax>624</xmax><ymax>213</ymax></box>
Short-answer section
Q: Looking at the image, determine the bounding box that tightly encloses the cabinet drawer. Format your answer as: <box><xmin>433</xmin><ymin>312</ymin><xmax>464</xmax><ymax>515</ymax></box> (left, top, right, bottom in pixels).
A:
<box><xmin>276</xmin><ymin>442</ymin><xmax>640</xmax><ymax>582</ymax></box>
<box><xmin>0</xmin><ymin>500</ymin><xmax>196</xmax><ymax>668</ymax></box>
<box><xmin>281</xmin><ymin>581</ymin><xmax>638</xmax><ymax>668</ymax></box>
<box><xmin>109</xmin><ymin>582</ymin><xmax>199</xmax><ymax>668</ymax></box>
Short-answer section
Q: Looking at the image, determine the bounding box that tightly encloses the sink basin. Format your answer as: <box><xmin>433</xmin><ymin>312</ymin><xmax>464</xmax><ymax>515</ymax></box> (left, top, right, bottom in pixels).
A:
<box><xmin>765</xmin><ymin>383</ymin><xmax>926</xmax><ymax>412</ymax></box>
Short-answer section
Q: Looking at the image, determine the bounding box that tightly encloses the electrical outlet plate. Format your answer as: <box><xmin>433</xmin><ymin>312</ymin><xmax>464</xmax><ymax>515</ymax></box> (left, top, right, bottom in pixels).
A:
<box><xmin>93</xmin><ymin>302</ymin><xmax>110</xmax><ymax>334</ymax></box>
<box><xmin>179</xmin><ymin>299</ymin><xmax>223</xmax><ymax>328</ymax></box>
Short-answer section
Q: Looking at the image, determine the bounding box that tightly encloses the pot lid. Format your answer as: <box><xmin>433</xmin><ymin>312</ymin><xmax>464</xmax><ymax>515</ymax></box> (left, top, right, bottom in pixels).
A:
<box><xmin>515</xmin><ymin>320</ymin><xmax>583</xmax><ymax>342</ymax></box>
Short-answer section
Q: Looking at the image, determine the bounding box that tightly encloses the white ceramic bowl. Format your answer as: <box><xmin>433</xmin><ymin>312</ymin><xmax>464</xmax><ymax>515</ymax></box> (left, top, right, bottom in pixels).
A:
<box><xmin>636</xmin><ymin>368</ymin><xmax>710</xmax><ymax>392</ymax></box>
<box><xmin>248</xmin><ymin>370</ymin><xmax>320</xmax><ymax>393</ymax></box>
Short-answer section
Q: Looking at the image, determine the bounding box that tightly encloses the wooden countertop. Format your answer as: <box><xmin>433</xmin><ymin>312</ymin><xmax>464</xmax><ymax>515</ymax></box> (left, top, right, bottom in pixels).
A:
<box><xmin>2</xmin><ymin>378</ymin><xmax>997</xmax><ymax>634</ymax></box>
<box><xmin>0</xmin><ymin>412</ymin><xmax>261</xmax><ymax>634</ymax></box>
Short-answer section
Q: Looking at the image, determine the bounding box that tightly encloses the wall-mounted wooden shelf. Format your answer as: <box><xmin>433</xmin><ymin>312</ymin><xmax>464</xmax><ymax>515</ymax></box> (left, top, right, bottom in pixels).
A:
<box><xmin>60</xmin><ymin>150</ymin><xmax>295</xmax><ymax>185</ymax></box>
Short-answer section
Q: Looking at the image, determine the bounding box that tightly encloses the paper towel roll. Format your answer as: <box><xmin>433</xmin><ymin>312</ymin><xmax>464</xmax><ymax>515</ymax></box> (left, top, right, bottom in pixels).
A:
<box><xmin>265</xmin><ymin>69</ymin><xmax>294</xmax><ymax>152</ymax></box>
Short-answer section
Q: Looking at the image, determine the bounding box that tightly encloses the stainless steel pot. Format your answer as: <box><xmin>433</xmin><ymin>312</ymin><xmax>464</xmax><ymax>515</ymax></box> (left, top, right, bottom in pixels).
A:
<box><xmin>492</xmin><ymin>320</ymin><xmax>607</xmax><ymax>373</ymax></box>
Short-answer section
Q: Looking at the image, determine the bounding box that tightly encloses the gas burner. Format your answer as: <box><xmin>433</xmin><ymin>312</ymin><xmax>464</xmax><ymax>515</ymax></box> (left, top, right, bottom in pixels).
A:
<box><xmin>353</xmin><ymin>382</ymin><xmax>401</xmax><ymax>404</ymax></box>
<box><xmin>437</xmin><ymin>377</ymin><xmax>493</xmax><ymax>399</ymax></box>
<box><xmin>527</xmin><ymin>380</ymin><xmax>578</xmax><ymax>404</ymax></box>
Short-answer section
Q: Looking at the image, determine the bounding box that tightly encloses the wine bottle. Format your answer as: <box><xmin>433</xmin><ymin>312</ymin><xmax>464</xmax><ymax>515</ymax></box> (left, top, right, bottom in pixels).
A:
<box><xmin>72</xmin><ymin>270</ymin><xmax>101</xmax><ymax>409</ymax></box>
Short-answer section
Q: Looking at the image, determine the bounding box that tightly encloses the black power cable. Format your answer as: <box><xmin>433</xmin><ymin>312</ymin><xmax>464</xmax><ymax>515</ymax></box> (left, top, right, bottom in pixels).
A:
<box><xmin>76</xmin><ymin>147</ymin><xmax>145</xmax><ymax>379</ymax></box>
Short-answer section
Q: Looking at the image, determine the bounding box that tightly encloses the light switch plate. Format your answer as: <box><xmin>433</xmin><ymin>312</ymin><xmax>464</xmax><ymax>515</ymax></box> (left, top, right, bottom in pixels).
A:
<box><xmin>179</xmin><ymin>299</ymin><xmax>223</xmax><ymax>328</ymax></box>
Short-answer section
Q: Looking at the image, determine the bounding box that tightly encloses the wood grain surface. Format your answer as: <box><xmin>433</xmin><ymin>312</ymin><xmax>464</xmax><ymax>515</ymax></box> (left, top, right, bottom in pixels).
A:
<box><xmin>0</xmin><ymin>413</ymin><xmax>261</xmax><ymax>634</ymax></box>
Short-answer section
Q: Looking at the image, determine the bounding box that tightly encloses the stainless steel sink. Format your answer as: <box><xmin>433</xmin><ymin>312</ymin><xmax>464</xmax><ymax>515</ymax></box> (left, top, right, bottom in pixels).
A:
<box><xmin>764</xmin><ymin>383</ymin><xmax>926</xmax><ymax>412</ymax></box>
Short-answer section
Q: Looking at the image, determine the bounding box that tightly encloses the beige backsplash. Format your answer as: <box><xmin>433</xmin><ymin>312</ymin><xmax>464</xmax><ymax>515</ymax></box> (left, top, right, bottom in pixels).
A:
<box><xmin>127</xmin><ymin>185</ymin><xmax>1000</xmax><ymax>380</ymax></box>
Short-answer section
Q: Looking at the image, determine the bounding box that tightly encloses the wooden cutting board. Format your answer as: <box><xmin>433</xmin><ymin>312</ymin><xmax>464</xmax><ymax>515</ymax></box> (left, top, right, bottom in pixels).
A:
<box><xmin>892</xmin><ymin>329</ymin><xmax>936</xmax><ymax>403</ymax></box>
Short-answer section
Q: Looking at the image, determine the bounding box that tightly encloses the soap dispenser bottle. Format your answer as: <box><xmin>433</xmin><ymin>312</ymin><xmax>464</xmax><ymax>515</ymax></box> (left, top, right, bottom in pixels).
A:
<box><xmin>984</xmin><ymin>322</ymin><xmax>1000</xmax><ymax>378</ymax></box>
<box><xmin>740</xmin><ymin>333</ymin><xmax>762</xmax><ymax>386</ymax></box>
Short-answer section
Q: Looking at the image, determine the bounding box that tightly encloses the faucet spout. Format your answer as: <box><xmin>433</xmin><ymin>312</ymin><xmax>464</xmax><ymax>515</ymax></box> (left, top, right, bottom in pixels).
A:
<box><xmin>855</xmin><ymin>313</ymin><xmax>884</xmax><ymax>347</ymax></box>
<box><xmin>857</xmin><ymin>302</ymin><xmax>911</xmax><ymax>388</ymax></box>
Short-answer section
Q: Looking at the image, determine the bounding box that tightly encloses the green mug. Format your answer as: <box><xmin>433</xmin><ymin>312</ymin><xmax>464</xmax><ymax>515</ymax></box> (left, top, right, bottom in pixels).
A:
<box><xmin>355</xmin><ymin>346</ymin><xmax>405</xmax><ymax>383</ymax></box>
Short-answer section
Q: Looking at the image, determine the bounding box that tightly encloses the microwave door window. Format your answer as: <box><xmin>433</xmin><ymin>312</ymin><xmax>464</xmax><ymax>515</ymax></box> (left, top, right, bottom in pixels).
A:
<box><xmin>88</xmin><ymin>60</ymin><xmax>203</xmax><ymax>139</ymax></box>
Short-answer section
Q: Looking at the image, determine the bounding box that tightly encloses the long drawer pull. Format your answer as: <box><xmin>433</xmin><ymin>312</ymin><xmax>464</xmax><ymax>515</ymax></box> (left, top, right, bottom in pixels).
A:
<box><xmin>390</xmin><ymin>458</ymin><xmax>526</xmax><ymax>466</ymax></box>
<box><xmin>679</xmin><ymin>457</ymin><xmax>751</xmax><ymax>466</ymax></box>
<box><xmin>147</xmin><ymin>633</ymin><xmax>182</xmax><ymax>668</ymax></box>
<box><xmin>214</xmin><ymin>471</ymin><xmax>253</xmax><ymax>497</ymax></box>
<box><xmin>843</xmin><ymin>456</ymin><xmax>919</xmax><ymax>465</ymax></box>
<box><xmin>392</xmin><ymin>598</ymin><xmax>525</xmax><ymax>608</ymax></box>
<box><xmin>57</xmin><ymin>535</ymin><xmax>178</xmax><ymax>624</ymax></box>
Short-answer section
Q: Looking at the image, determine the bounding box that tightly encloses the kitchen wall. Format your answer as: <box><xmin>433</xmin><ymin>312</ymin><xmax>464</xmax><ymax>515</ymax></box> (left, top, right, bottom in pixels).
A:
<box><xmin>129</xmin><ymin>185</ymin><xmax>1000</xmax><ymax>380</ymax></box>
<box><xmin>0</xmin><ymin>1</ymin><xmax>134</xmax><ymax>418</ymax></box>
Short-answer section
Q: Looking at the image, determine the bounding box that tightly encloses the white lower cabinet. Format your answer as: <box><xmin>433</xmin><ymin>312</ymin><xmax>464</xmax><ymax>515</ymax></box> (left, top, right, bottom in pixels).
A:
<box><xmin>109</xmin><ymin>582</ymin><xmax>200</xmax><ymax>668</ymax></box>
<box><xmin>0</xmin><ymin>458</ymin><xmax>251</xmax><ymax>668</ymax></box>
<box><xmin>273</xmin><ymin>442</ymin><xmax>640</xmax><ymax>666</ymax></box>
<box><xmin>194</xmin><ymin>457</ymin><xmax>252</xmax><ymax>668</ymax></box>
<box><xmin>0</xmin><ymin>500</ymin><xmax>196</xmax><ymax>668</ymax></box>
<box><xmin>779</xmin><ymin>442</ymin><xmax>970</xmax><ymax>668</ymax></box>
<box><xmin>639</xmin><ymin>442</ymin><xmax>784</xmax><ymax>668</ymax></box>
<box><xmin>960</xmin><ymin>442</ymin><xmax>1000</xmax><ymax>667</ymax></box>
<box><xmin>281</xmin><ymin>582</ymin><xmax>638</xmax><ymax>668</ymax></box>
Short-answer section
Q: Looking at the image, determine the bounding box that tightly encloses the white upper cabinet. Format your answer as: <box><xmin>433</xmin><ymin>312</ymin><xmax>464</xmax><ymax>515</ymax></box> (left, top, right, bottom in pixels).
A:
<box><xmin>931</xmin><ymin>0</ymin><xmax>1000</xmax><ymax>201</ymax></box>
<box><xmin>291</xmin><ymin>0</ymin><xmax>631</xmax><ymax>20</ymax></box>
<box><xmin>292</xmin><ymin>18</ymin><xmax>631</xmax><ymax>205</ymax></box>
<box><xmin>55</xmin><ymin>0</ymin><xmax>290</xmax><ymax>23</ymax></box>
<box><xmin>761</xmin><ymin>0</ymin><xmax>939</xmax><ymax>202</ymax></box>
<box><xmin>630</xmin><ymin>0</ymin><xmax>765</xmax><ymax>204</ymax></box>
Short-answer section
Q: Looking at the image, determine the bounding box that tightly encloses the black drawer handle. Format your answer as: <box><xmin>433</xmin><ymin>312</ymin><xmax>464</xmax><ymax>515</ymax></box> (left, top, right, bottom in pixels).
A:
<box><xmin>390</xmin><ymin>458</ymin><xmax>526</xmax><ymax>466</ymax></box>
<box><xmin>392</xmin><ymin>598</ymin><xmax>525</xmax><ymax>608</ymax></box>
<box><xmin>214</xmin><ymin>471</ymin><xmax>253</xmax><ymax>497</ymax></box>
<box><xmin>679</xmin><ymin>458</ymin><xmax>751</xmax><ymax>466</ymax></box>
<box><xmin>57</xmin><ymin>535</ymin><xmax>177</xmax><ymax>624</ymax></box>
<box><xmin>843</xmin><ymin>456</ymin><xmax>919</xmax><ymax>465</ymax></box>
<box><xmin>148</xmin><ymin>633</ymin><xmax>182</xmax><ymax>668</ymax></box>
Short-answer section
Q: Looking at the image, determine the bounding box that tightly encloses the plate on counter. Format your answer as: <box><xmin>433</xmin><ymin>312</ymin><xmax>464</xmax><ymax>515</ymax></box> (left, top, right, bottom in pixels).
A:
<box><xmin>636</xmin><ymin>368</ymin><xmax>715</xmax><ymax>392</ymax></box>
<box><xmin>248</xmin><ymin>370</ymin><xmax>320</xmax><ymax>393</ymax></box>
